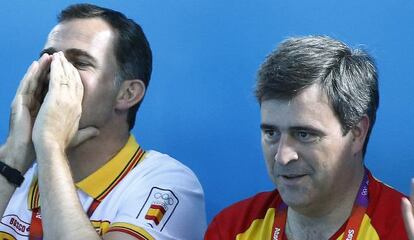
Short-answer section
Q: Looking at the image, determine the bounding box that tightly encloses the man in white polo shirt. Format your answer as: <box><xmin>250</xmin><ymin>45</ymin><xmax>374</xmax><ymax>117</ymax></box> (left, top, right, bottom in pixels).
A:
<box><xmin>0</xmin><ymin>3</ymin><xmax>206</xmax><ymax>240</ymax></box>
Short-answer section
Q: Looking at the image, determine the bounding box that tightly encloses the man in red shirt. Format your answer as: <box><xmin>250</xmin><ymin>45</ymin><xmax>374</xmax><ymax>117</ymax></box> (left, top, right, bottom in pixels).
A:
<box><xmin>205</xmin><ymin>36</ymin><xmax>409</xmax><ymax>239</ymax></box>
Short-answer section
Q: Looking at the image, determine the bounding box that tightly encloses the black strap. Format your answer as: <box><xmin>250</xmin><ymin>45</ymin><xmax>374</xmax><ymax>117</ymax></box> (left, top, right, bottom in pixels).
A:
<box><xmin>0</xmin><ymin>161</ymin><xmax>24</xmax><ymax>186</ymax></box>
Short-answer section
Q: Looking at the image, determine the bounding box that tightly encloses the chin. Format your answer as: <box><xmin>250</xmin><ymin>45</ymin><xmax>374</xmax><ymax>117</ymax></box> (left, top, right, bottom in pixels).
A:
<box><xmin>282</xmin><ymin>197</ymin><xmax>311</xmax><ymax>210</ymax></box>
<box><xmin>280</xmin><ymin>192</ymin><xmax>306</xmax><ymax>206</ymax></box>
<box><xmin>278</xmin><ymin>184</ymin><xmax>313</xmax><ymax>207</ymax></box>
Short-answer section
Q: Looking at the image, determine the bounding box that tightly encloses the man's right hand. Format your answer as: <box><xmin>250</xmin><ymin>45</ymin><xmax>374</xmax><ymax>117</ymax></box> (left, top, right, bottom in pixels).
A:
<box><xmin>1</xmin><ymin>54</ymin><xmax>52</xmax><ymax>174</ymax></box>
<box><xmin>402</xmin><ymin>179</ymin><xmax>414</xmax><ymax>240</ymax></box>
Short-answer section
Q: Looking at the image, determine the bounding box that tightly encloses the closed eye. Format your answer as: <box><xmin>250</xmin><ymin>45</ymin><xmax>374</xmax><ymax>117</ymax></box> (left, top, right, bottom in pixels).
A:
<box><xmin>39</xmin><ymin>47</ymin><xmax>98</xmax><ymax>70</ymax></box>
<box><xmin>72</xmin><ymin>60</ymin><xmax>92</xmax><ymax>69</ymax></box>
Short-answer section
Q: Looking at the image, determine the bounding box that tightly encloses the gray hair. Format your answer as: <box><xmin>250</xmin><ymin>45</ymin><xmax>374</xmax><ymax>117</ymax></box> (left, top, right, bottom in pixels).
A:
<box><xmin>255</xmin><ymin>35</ymin><xmax>379</xmax><ymax>156</ymax></box>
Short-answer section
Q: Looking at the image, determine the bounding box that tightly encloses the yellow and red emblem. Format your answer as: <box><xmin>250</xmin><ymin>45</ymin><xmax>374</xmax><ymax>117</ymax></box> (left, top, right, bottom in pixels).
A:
<box><xmin>144</xmin><ymin>204</ymin><xmax>166</xmax><ymax>225</ymax></box>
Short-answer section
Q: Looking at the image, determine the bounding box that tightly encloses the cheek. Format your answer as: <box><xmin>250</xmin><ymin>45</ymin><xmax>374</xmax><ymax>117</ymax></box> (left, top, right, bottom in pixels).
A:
<box><xmin>302</xmin><ymin>142</ymin><xmax>345</xmax><ymax>176</ymax></box>
<box><xmin>261</xmin><ymin>138</ymin><xmax>271</xmax><ymax>160</ymax></box>
<box><xmin>78</xmin><ymin>73</ymin><xmax>111</xmax><ymax>106</ymax></box>
<box><xmin>79</xmin><ymin>72</ymin><xmax>95</xmax><ymax>92</ymax></box>
<box><xmin>261</xmin><ymin>140</ymin><xmax>277</xmax><ymax>173</ymax></box>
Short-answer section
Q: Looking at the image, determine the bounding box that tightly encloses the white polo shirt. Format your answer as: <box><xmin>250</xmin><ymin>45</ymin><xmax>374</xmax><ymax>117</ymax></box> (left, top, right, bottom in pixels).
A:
<box><xmin>0</xmin><ymin>135</ymin><xmax>206</xmax><ymax>240</ymax></box>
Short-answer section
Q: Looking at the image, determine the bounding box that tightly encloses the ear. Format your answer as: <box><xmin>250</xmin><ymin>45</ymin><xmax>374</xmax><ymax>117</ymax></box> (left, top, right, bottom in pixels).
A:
<box><xmin>114</xmin><ymin>79</ymin><xmax>146</xmax><ymax>111</ymax></box>
<box><xmin>350</xmin><ymin>115</ymin><xmax>370</xmax><ymax>155</ymax></box>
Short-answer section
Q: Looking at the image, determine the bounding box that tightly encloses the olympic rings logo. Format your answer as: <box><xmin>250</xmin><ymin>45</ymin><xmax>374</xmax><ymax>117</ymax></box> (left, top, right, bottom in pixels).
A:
<box><xmin>361</xmin><ymin>187</ymin><xmax>368</xmax><ymax>196</ymax></box>
<box><xmin>154</xmin><ymin>192</ymin><xmax>174</xmax><ymax>205</ymax></box>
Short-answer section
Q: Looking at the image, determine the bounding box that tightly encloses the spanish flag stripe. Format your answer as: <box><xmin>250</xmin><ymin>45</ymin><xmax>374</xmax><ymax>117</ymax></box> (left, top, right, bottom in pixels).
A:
<box><xmin>144</xmin><ymin>215</ymin><xmax>160</xmax><ymax>225</ymax></box>
<box><xmin>96</xmin><ymin>147</ymin><xmax>145</xmax><ymax>200</ymax></box>
<box><xmin>30</xmin><ymin>182</ymin><xmax>36</xmax><ymax>208</ymax></box>
<box><xmin>97</xmin><ymin>147</ymin><xmax>143</xmax><ymax>199</ymax></box>
<box><xmin>146</xmin><ymin>208</ymin><xmax>165</xmax><ymax>220</ymax></box>
<box><xmin>108</xmin><ymin>226</ymin><xmax>150</xmax><ymax>240</ymax></box>
<box><xmin>33</xmin><ymin>182</ymin><xmax>39</xmax><ymax>208</ymax></box>
<box><xmin>149</xmin><ymin>204</ymin><xmax>166</xmax><ymax>214</ymax></box>
<box><xmin>29</xmin><ymin>180</ymin><xmax>40</xmax><ymax>209</ymax></box>
<box><xmin>28</xmin><ymin>180</ymin><xmax>36</xmax><ymax>209</ymax></box>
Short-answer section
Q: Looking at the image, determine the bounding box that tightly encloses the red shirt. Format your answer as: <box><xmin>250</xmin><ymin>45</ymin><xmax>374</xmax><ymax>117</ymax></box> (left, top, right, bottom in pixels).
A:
<box><xmin>205</xmin><ymin>171</ymin><xmax>408</xmax><ymax>240</ymax></box>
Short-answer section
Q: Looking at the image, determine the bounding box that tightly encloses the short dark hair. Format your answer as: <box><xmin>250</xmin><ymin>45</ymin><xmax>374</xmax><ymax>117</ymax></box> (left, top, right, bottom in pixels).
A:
<box><xmin>58</xmin><ymin>3</ymin><xmax>152</xmax><ymax>130</ymax></box>
<box><xmin>255</xmin><ymin>36</ymin><xmax>379</xmax><ymax>156</ymax></box>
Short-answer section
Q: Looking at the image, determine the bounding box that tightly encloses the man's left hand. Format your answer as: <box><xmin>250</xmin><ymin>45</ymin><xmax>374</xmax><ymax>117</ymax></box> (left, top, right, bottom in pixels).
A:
<box><xmin>402</xmin><ymin>178</ymin><xmax>414</xmax><ymax>240</ymax></box>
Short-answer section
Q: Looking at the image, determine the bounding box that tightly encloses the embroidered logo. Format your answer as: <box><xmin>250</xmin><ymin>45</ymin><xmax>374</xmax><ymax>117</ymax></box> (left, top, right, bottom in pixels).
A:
<box><xmin>1</xmin><ymin>214</ymin><xmax>31</xmax><ymax>236</ymax></box>
<box><xmin>137</xmin><ymin>187</ymin><xmax>179</xmax><ymax>231</ymax></box>
<box><xmin>145</xmin><ymin>203</ymin><xmax>166</xmax><ymax>225</ymax></box>
<box><xmin>273</xmin><ymin>227</ymin><xmax>281</xmax><ymax>240</ymax></box>
<box><xmin>346</xmin><ymin>229</ymin><xmax>355</xmax><ymax>240</ymax></box>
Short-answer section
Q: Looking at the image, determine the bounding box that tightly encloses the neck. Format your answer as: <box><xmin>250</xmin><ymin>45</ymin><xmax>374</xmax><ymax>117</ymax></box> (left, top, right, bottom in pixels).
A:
<box><xmin>286</xmin><ymin>165</ymin><xmax>365</xmax><ymax>240</ymax></box>
<box><xmin>66</xmin><ymin>123</ymin><xmax>130</xmax><ymax>182</ymax></box>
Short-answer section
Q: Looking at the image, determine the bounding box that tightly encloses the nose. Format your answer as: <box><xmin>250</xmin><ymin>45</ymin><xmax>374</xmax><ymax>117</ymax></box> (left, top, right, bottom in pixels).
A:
<box><xmin>275</xmin><ymin>134</ymin><xmax>298</xmax><ymax>165</ymax></box>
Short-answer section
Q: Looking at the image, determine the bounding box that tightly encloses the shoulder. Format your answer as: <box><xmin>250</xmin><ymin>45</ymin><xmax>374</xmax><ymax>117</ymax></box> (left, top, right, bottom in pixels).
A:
<box><xmin>141</xmin><ymin>150</ymin><xmax>198</xmax><ymax>175</ymax></box>
<box><xmin>367</xmin><ymin>171</ymin><xmax>408</xmax><ymax>239</ymax></box>
<box><xmin>108</xmin><ymin>150</ymin><xmax>206</xmax><ymax>240</ymax></box>
<box><xmin>116</xmin><ymin>149</ymin><xmax>205</xmax><ymax>209</ymax></box>
<box><xmin>217</xmin><ymin>189</ymin><xmax>280</xmax><ymax>218</ymax></box>
<box><xmin>205</xmin><ymin>189</ymin><xmax>280</xmax><ymax>239</ymax></box>
<box><xmin>368</xmin><ymin>171</ymin><xmax>406</xmax><ymax>214</ymax></box>
<box><xmin>135</xmin><ymin>150</ymin><xmax>203</xmax><ymax>190</ymax></box>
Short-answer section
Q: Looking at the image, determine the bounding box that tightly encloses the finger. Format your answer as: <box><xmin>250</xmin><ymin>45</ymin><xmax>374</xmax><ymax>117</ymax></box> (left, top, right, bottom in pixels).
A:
<box><xmin>58</xmin><ymin>52</ymin><xmax>74</xmax><ymax>89</ymax></box>
<box><xmin>15</xmin><ymin>61</ymin><xmax>39</xmax><ymax>96</ymax></box>
<box><xmin>50</xmin><ymin>52</ymin><xmax>64</xmax><ymax>91</ymax></box>
<box><xmin>38</xmin><ymin>53</ymin><xmax>52</xmax><ymax>69</ymax></box>
<box><xmin>9</xmin><ymin>95</ymin><xmax>32</xmax><ymax>143</ymax></box>
<box><xmin>9</xmin><ymin>95</ymin><xmax>21</xmax><ymax>130</ymax></box>
<box><xmin>11</xmin><ymin>61</ymin><xmax>39</xmax><ymax>110</ymax></box>
<box><xmin>68</xmin><ymin>127</ymin><xmax>100</xmax><ymax>148</ymax></box>
<box><xmin>60</xmin><ymin>52</ymin><xmax>75</xmax><ymax>86</ymax></box>
<box><xmin>34</xmin><ymin>54</ymin><xmax>52</xmax><ymax>97</ymax></box>
<box><xmin>60</xmin><ymin>52</ymin><xmax>83</xmax><ymax>98</ymax></box>
<box><xmin>25</xmin><ymin>54</ymin><xmax>51</xmax><ymax>96</ymax></box>
<box><xmin>402</xmin><ymin>197</ymin><xmax>414</xmax><ymax>239</ymax></box>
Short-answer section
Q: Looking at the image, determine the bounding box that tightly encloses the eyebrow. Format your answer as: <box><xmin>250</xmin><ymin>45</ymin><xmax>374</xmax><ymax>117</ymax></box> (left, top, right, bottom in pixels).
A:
<box><xmin>260</xmin><ymin>123</ymin><xmax>277</xmax><ymax>130</ymax></box>
<box><xmin>40</xmin><ymin>47</ymin><xmax>98</xmax><ymax>67</ymax></box>
<box><xmin>290</xmin><ymin>126</ymin><xmax>326</xmax><ymax>136</ymax></box>
<box><xmin>260</xmin><ymin>123</ymin><xmax>326</xmax><ymax>135</ymax></box>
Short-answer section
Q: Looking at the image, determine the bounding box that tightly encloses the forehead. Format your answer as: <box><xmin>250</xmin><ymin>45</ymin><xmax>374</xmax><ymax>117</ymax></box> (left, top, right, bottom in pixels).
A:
<box><xmin>44</xmin><ymin>18</ymin><xmax>115</xmax><ymax>58</ymax></box>
<box><xmin>260</xmin><ymin>84</ymin><xmax>340</xmax><ymax>130</ymax></box>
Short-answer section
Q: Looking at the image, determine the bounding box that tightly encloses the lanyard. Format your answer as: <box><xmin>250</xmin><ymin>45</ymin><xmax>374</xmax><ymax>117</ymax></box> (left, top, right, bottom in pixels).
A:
<box><xmin>271</xmin><ymin>170</ymin><xmax>369</xmax><ymax>240</ymax></box>
<box><xmin>28</xmin><ymin>197</ymin><xmax>101</xmax><ymax>240</ymax></box>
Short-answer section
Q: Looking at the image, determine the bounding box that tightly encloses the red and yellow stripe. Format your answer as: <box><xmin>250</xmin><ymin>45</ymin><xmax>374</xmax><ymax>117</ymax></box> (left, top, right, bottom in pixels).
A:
<box><xmin>95</xmin><ymin>147</ymin><xmax>145</xmax><ymax>201</ymax></box>
<box><xmin>145</xmin><ymin>204</ymin><xmax>166</xmax><ymax>225</ymax></box>
<box><xmin>107</xmin><ymin>222</ymin><xmax>154</xmax><ymax>240</ymax></box>
<box><xmin>27</xmin><ymin>177</ymin><xmax>40</xmax><ymax>209</ymax></box>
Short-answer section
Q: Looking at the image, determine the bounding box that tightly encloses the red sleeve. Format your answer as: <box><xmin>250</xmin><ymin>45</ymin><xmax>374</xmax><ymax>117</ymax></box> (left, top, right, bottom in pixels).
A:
<box><xmin>204</xmin><ymin>217</ymin><xmax>223</xmax><ymax>240</ymax></box>
<box><xmin>367</xmin><ymin>172</ymin><xmax>409</xmax><ymax>239</ymax></box>
<box><xmin>204</xmin><ymin>190</ymin><xmax>279</xmax><ymax>240</ymax></box>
